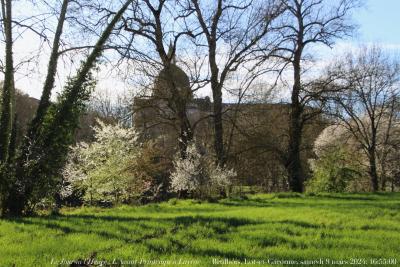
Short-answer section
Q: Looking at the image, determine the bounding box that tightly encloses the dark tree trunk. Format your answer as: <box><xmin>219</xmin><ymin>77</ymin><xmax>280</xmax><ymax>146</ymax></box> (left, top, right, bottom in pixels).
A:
<box><xmin>0</xmin><ymin>0</ymin><xmax>15</xmax><ymax>163</ymax></box>
<box><xmin>381</xmin><ymin>167</ymin><xmax>387</xmax><ymax>191</ymax></box>
<box><xmin>208</xmin><ymin>36</ymin><xmax>225</xmax><ymax>166</ymax></box>
<box><xmin>212</xmin><ymin>88</ymin><xmax>224</xmax><ymax>165</ymax></box>
<box><xmin>368</xmin><ymin>147</ymin><xmax>379</xmax><ymax>192</ymax></box>
<box><xmin>368</xmin><ymin>125</ymin><xmax>379</xmax><ymax>192</ymax></box>
<box><xmin>287</xmin><ymin>102</ymin><xmax>304</xmax><ymax>192</ymax></box>
<box><xmin>287</xmin><ymin>51</ymin><xmax>304</xmax><ymax>193</ymax></box>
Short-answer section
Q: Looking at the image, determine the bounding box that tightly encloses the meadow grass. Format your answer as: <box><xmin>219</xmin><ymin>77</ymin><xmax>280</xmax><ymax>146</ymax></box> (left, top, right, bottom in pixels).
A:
<box><xmin>0</xmin><ymin>193</ymin><xmax>399</xmax><ymax>266</ymax></box>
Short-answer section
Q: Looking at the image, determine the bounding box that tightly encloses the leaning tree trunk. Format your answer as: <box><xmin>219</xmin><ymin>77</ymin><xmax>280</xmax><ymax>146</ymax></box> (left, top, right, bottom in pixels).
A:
<box><xmin>28</xmin><ymin>0</ymin><xmax>69</xmax><ymax>137</ymax></box>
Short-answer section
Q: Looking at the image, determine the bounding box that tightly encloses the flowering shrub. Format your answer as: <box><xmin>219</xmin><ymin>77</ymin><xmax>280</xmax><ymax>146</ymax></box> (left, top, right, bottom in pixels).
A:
<box><xmin>61</xmin><ymin>120</ymin><xmax>145</xmax><ymax>204</ymax></box>
<box><xmin>169</xmin><ymin>142</ymin><xmax>235</xmax><ymax>199</ymax></box>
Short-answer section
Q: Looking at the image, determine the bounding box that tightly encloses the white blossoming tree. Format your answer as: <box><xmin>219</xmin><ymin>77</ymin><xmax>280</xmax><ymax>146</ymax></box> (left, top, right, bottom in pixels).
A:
<box><xmin>169</xmin><ymin>142</ymin><xmax>235</xmax><ymax>199</ymax></box>
<box><xmin>307</xmin><ymin>115</ymin><xmax>400</xmax><ymax>192</ymax></box>
<box><xmin>62</xmin><ymin>120</ymin><xmax>145</xmax><ymax>204</ymax></box>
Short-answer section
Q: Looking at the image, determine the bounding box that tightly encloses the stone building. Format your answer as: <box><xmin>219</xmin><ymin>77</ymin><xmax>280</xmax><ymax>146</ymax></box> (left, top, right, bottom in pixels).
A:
<box><xmin>132</xmin><ymin>51</ymin><xmax>324</xmax><ymax>190</ymax></box>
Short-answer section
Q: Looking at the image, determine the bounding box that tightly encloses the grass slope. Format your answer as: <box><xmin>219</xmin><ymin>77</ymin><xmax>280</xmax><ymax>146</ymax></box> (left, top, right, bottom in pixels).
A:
<box><xmin>0</xmin><ymin>193</ymin><xmax>399</xmax><ymax>266</ymax></box>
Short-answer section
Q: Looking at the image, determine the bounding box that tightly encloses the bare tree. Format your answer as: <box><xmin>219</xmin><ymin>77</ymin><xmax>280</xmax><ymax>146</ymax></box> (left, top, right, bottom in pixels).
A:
<box><xmin>122</xmin><ymin>0</ymin><xmax>203</xmax><ymax>158</ymax></box>
<box><xmin>273</xmin><ymin>0</ymin><xmax>359</xmax><ymax>192</ymax></box>
<box><xmin>89</xmin><ymin>89</ymin><xmax>133</xmax><ymax>126</ymax></box>
<box><xmin>324</xmin><ymin>47</ymin><xmax>400</xmax><ymax>192</ymax></box>
<box><xmin>187</xmin><ymin>0</ymin><xmax>285</xmax><ymax>165</ymax></box>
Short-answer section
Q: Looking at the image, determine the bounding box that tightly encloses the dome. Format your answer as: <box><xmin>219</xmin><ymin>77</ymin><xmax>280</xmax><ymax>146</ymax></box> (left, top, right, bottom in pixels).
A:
<box><xmin>153</xmin><ymin>63</ymin><xmax>192</xmax><ymax>101</ymax></box>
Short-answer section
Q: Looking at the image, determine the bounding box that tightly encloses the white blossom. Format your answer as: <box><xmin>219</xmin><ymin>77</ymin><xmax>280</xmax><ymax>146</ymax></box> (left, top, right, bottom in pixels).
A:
<box><xmin>169</xmin><ymin>142</ymin><xmax>235</xmax><ymax>197</ymax></box>
<box><xmin>61</xmin><ymin>120</ymin><xmax>141</xmax><ymax>203</ymax></box>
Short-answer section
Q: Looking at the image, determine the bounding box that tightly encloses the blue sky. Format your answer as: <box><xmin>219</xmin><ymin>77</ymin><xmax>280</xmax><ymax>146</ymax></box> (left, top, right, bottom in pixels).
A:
<box><xmin>353</xmin><ymin>0</ymin><xmax>400</xmax><ymax>45</ymax></box>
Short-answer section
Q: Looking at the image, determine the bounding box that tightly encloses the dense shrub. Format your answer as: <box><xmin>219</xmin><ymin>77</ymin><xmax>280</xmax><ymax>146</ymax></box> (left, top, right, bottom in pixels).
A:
<box><xmin>306</xmin><ymin>146</ymin><xmax>364</xmax><ymax>193</ymax></box>
<box><xmin>130</xmin><ymin>139</ymin><xmax>173</xmax><ymax>203</ymax></box>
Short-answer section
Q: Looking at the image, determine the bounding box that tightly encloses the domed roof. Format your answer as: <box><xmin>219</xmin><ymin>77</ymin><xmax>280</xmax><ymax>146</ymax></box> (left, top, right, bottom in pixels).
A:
<box><xmin>152</xmin><ymin>45</ymin><xmax>192</xmax><ymax>101</ymax></box>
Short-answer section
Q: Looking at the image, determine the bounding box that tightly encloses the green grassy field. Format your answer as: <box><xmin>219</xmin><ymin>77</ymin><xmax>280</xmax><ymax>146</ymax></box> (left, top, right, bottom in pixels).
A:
<box><xmin>1</xmin><ymin>193</ymin><xmax>399</xmax><ymax>267</ymax></box>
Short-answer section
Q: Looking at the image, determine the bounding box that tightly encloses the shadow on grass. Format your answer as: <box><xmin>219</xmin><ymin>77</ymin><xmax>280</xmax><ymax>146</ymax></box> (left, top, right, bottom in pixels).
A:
<box><xmin>279</xmin><ymin>219</ymin><xmax>320</xmax><ymax>229</ymax></box>
<box><xmin>6</xmin><ymin>214</ymin><xmax>262</xmax><ymax>255</ymax></box>
<box><xmin>4</xmin><ymin>193</ymin><xmax>400</xmax><ymax>265</ymax></box>
<box><xmin>220</xmin><ymin>193</ymin><xmax>400</xmax><ymax>211</ymax></box>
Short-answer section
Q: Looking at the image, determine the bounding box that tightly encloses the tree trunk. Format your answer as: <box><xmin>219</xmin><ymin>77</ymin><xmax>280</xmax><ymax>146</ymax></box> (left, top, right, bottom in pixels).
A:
<box><xmin>381</xmin><ymin>165</ymin><xmax>387</xmax><ymax>191</ymax></box>
<box><xmin>212</xmin><ymin>85</ymin><xmax>224</xmax><ymax>166</ymax></box>
<box><xmin>0</xmin><ymin>0</ymin><xmax>15</xmax><ymax>163</ymax></box>
<box><xmin>368</xmin><ymin>148</ymin><xmax>379</xmax><ymax>192</ymax></box>
<box><xmin>28</xmin><ymin>0</ymin><xmax>69</xmax><ymax>135</ymax></box>
<box><xmin>209</xmin><ymin>38</ymin><xmax>225</xmax><ymax>166</ymax></box>
<box><xmin>287</xmin><ymin>107</ymin><xmax>304</xmax><ymax>192</ymax></box>
<box><xmin>368</xmin><ymin>124</ymin><xmax>379</xmax><ymax>192</ymax></box>
<box><xmin>287</xmin><ymin>53</ymin><xmax>304</xmax><ymax>193</ymax></box>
